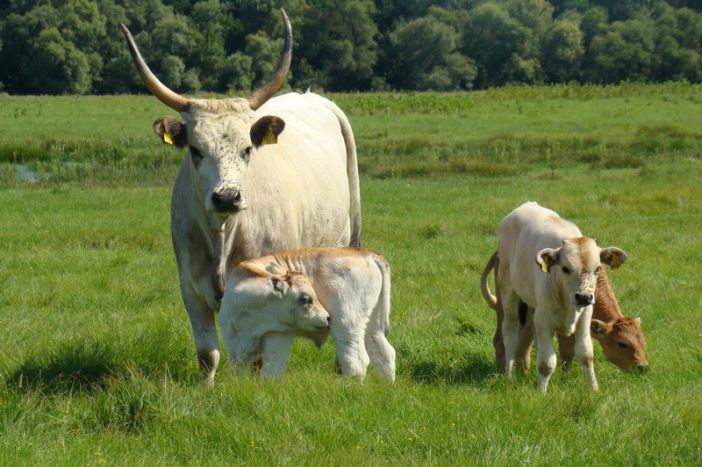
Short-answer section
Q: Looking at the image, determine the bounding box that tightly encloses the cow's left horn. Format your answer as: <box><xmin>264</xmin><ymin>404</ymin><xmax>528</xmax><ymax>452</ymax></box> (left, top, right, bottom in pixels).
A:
<box><xmin>120</xmin><ymin>24</ymin><xmax>190</xmax><ymax>112</ymax></box>
<box><xmin>248</xmin><ymin>9</ymin><xmax>293</xmax><ymax>111</ymax></box>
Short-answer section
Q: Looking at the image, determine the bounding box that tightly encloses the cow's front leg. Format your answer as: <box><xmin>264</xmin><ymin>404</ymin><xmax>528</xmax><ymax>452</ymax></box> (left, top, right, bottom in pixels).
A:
<box><xmin>574</xmin><ymin>307</ymin><xmax>598</xmax><ymax>390</ymax></box>
<box><xmin>260</xmin><ymin>333</ymin><xmax>294</xmax><ymax>379</ymax></box>
<box><xmin>534</xmin><ymin>309</ymin><xmax>556</xmax><ymax>393</ymax></box>
<box><xmin>182</xmin><ymin>280</ymin><xmax>220</xmax><ymax>386</ymax></box>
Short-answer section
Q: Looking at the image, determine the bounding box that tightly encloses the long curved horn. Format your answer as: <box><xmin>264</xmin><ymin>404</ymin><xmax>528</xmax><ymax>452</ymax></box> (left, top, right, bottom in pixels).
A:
<box><xmin>120</xmin><ymin>24</ymin><xmax>189</xmax><ymax>112</ymax></box>
<box><xmin>248</xmin><ymin>9</ymin><xmax>293</xmax><ymax>110</ymax></box>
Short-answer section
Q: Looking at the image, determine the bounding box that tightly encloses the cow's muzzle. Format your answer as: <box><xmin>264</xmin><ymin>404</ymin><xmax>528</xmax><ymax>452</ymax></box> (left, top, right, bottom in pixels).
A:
<box><xmin>212</xmin><ymin>188</ymin><xmax>246</xmax><ymax>214</ymax></box>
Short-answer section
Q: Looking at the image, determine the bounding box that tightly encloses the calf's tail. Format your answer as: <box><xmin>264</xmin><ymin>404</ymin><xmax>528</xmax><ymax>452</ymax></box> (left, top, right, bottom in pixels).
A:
<box><xmin>480</xmin><ymin>251</ymin><xmax>499</xmax><ymax>311</ymax></box>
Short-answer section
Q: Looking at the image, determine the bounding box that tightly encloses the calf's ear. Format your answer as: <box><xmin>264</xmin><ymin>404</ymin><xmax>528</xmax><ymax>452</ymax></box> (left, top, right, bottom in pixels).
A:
<box><xmin>264</xmin><ymin>261</ymin><xmax>286</xmax><ymax>276</ymax></box>
<box><xmin>600</xmin><ymin>247</ymin><xmax>627</xmax><ymax>269</ymax></box>
<box><xmin>250</xmin><ymin>116</ymin><xmax>285</xmax><ymax>147</ymax></box>
<box><xmin>153</xmin><ymin>117</ymin><xmax>187</xmax><ymax>147</ymax></box>
<box><xmin>536</xmin><ymin>248</ymin><xmax>559</xmax><ymax>273</ymax></box>
<box><xmin>269</xmin><ymin>275</ymin><xmax>288</xmax><ymax>296</ymax></box>
<box><xmin>590</xmin><ymin>319</ymin><xmax>611</xmax><ymax>337</ymax></box>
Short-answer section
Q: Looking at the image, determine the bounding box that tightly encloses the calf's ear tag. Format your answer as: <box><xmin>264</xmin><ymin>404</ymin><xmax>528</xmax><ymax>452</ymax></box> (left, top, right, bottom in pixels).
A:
<box><xmin>539</xmin><ymin>260</ymin><xmax>549</xmax><ymax>273</ymax></box>
<box><xmin>163</xmin><ymin>130</ymin><xmax>174</xmax><ymax>145</ymax></box>
<box><xmin>261</xmin><ymin>128</ymin><xmax>278</xmax><ymax>145</ymax></box>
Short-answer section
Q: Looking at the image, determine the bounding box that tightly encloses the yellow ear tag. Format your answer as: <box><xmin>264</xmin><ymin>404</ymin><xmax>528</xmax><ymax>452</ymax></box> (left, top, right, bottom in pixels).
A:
<box><xmin>163</xmin><ymin>130</ymin><xmax>174</xmax><ymax>145</ymax></box>
<box><xmin>539</xmin><ymin>260</ymin><xmax>549</xmax><ymax>273</ymax></box>
<box><xmin>261</xmin><ymin>128</ymin><xmax>278</xmax><ymax>145</ymax></box>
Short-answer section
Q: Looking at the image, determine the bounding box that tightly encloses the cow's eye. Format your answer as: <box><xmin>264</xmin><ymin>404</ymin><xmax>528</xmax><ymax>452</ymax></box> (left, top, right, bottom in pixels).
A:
<box><xmin>190</xmin><ymin>146</ymin><xmax>203</xmax><ymax>162</ymax></box>
<box><xmin>298</xmin><ymin>294</ymin><xmax>313</xmax><ymax>305</ymax></box>
<box><xmin>561</xmin><ymin>266</ymin><xmax>571</xmax><ymax>275</ymax></box>
<box><xmin>242</xmin><ymin>146</ymin><xmax>253</xmax><ymax>161</ymax></box>
<box><xmin>618</xmin><ymin>342</ymin><xmax>629</xmax><ymax>349</ymax></box>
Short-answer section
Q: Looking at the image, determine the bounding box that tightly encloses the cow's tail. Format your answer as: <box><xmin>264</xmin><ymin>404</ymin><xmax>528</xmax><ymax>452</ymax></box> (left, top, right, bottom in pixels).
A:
<box><xmin>326</xmin><ymin>100</ymin><xmax>361</xmax><ymax>247</ymax></box>
<box><xmin>480</xmin><ymin>251</ymin><xmax>499</xmax><ymax>311</ymax></box>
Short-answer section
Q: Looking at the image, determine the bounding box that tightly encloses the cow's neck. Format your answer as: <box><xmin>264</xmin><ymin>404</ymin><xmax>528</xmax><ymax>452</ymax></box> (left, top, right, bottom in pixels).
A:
<box><xmin>593</xmin><ymin>268</ymin><xmax>623</xmax><ymax>322</ymax></box>
<box><xmin>195</xmin><ymin>207</ymin><xmax>229</xmax><ymax>304</ymax></box>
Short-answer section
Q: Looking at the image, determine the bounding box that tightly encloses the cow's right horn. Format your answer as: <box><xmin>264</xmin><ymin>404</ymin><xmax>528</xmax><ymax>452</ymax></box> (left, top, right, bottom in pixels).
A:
<box><xmin>120</xmin><ymin>24</ymin><xmax>190</xmax><ymax>112</ymax></box>
<box><xmin>248</xmin><ymin>9</ymin><xmax>293</xmax><ymax>111</ymax></box>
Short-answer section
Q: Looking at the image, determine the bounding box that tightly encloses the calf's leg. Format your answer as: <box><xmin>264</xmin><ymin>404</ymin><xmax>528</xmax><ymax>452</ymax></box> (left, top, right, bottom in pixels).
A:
<box><xmin>574</xmin><ymin>308</ymin><xmax>598</xmax><ymax>390</ymax></box>
<box><xmin>557</xmin><ymin>334</ymin><xmax>576</xmax><ymax>370</ymax></box>
<box><xmin>534</xmin><ymin>308</ymin><xmax>557</xmax><ymax>393</ymax></box>
<box><xmin>260</xmin><ymin>333</ymin><xmax>294</xmax><ymax>379</ymax></box>
<box><xmin>501</xmin><ymin>289</ymin><xmax>522</xmax><ymax>379</ymax></box>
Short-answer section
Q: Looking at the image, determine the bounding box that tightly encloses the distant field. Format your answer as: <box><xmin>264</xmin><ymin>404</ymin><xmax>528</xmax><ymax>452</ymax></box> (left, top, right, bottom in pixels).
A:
<box><xmin>1</xmin><ymin>85</ymin><xmax>701</xmax><ymax>464</ymax></box>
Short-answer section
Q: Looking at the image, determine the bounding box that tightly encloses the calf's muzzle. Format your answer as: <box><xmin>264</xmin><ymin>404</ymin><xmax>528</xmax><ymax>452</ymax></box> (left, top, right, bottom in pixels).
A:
<box><xmin>575</xmin><ymin>293</ymin><xmax>594</xmax><ymax>306</ymax></box>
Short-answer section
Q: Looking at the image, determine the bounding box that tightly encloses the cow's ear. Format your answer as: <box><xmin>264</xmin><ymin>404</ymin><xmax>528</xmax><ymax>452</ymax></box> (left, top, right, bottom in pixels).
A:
<box><xmin>600</xmin><ymin>247</ymin><xmax>627</xmax><ymax>269</ymax></box>
<box><xmin>536</xmin><ymin>248</ymin><xmax>559</xmax><ymax>273</ymax></box>
<box><xmin>153</xmin><ymin>117</ymin><xmax>187</xmax><ymax>147</ymax></box>
<box><xmin>250</xmin><ymin>116</ymin><xmax>285</xmax><ymax>147</ymax></box>
<box><xmin>269</xmin><ymin>275</ymin><xmax>288</xmax><ymax>296</ymax></box>
<box><xmin>591</xmin><ymin>319</ymin><xmax>611</xmax><ymax>336</ymax></box>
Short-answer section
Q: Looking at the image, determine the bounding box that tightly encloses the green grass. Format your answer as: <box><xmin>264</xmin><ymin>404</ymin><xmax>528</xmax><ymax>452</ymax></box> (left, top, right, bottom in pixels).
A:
<box><xmin>1</xmin><ymin>85</ymin><xmax>701</xmax><ymax>464</ymax></box>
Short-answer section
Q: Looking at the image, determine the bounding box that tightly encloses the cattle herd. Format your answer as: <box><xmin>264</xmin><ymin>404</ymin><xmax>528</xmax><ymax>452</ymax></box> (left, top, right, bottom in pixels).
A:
<box><xmin>121</xmin><ymin>10</ymin><xmax>647</xmax><ymax>392</ymax></box>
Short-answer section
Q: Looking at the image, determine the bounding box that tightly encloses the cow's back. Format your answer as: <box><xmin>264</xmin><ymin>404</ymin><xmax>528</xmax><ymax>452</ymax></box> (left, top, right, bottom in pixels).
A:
<box><xmin>498</xmin><ymin>202</ymin><xmax>582</xmax><ymax>306</ymax></box>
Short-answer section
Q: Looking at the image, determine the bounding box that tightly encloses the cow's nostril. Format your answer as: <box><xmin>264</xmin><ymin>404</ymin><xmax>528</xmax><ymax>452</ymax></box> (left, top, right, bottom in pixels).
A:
<box><xmin>575</xmin><ymin>293</ymin><xmax>593</xmax><ymax>305</ymax></box>
<box><xmin>212</xmin><ymin>189</ymin><xmax>242</xmax><ymax>212</ymax></box>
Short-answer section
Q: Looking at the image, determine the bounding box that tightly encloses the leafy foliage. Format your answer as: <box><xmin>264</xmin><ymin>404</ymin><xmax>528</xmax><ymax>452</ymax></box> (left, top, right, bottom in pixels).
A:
<box><xmin>3</xmin><ymin>0</ymin><xmax>702</xmax><ymax>93</ymax></box>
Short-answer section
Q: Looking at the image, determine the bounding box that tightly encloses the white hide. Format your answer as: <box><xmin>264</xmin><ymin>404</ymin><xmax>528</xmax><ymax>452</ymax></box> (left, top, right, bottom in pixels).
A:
<box><xmin>219</xmin><ymin>247</ymin><xmax>396</xmax><ymax>383</ymax></box>
<box><xmin>171</xmin><ymin>92</ymin><xmax>361</xmax><ymax>385</ymax></box>
<box><xmin>496</xmin><ymin>202</ymin><xmax>618</xmax><ymax>392</ymax></box>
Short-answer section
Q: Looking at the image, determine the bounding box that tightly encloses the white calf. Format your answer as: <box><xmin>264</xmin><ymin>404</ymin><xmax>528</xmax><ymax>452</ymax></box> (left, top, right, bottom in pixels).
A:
<box><xmin>496</xmin><ymin>202</ymin><xmax>627</xmax><ymax>392</ymax></box>
<box><xmin>219</xmin><ymin>247</ymin><xmax>395</xmax><ymax>382</ymax></box>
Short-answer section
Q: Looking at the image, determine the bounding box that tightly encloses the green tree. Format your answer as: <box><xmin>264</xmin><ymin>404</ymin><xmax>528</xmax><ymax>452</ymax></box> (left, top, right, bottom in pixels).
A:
<box><xmin>386</xmin><ymin>16</ymin><xmax>476</xmax><ymax>90</ymax></box>
<box><xmin>294</xmin><ymin>0</ymin><xmax>378</xmax><ymax>90</ymax></box>
<box><xmin>190</xmin><ymin>0</ymin><xmax>226</xmax><ymax>90</ymax></box>
<box><xmin>461</xmin><ymin>2</ymin><xmax>530</xmax><ymax>87</ymax></box>
<box><xmin>542</xmin><ymin>18</ymin><xmax>584</xmax><ymax>82</ymax></box>
<box><xmin>585</xmin><ymin>18</ymin><xmax>655</xmax><ymax>83</ymax></box>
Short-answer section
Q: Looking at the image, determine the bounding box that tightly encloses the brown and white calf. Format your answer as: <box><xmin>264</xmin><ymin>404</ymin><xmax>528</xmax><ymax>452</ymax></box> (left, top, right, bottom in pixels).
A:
<box><xmin>482</xmin><ymin>256</ymin><xmax>648</xmax><ymax>372</ymax></box>
<box><xmin>491</xmin><ymin>201</ymin><xmax>627</xmax><ymax>392</ymax></box>
<box><xmin>219</xmin><ymin>247</ymin><xmax>395</xmax><ymax>382</ymax></box>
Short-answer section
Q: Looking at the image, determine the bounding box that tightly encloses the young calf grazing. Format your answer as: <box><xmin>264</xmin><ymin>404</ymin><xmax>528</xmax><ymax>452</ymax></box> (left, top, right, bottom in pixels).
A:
<box><xmin>481</xmin><ymin>257</ymin><xmax>648</xmax><ymax>372</ymax></box>
<box><xmin>494</xmin><ymin>202</ymin><xmax>627</xmax><ymax>392</ymax></box>
<box><xmin>219</xmin><ymin>247</ymin><xmax>396</xmax><ymax>382</ymax></box>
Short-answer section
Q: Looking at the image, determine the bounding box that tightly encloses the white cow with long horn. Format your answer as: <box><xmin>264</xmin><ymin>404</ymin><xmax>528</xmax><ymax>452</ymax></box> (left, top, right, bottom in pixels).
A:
<box><xmin>121</xmin><ymin>10</ymin><xmax>362</xmax><ymax>384</ymax></box>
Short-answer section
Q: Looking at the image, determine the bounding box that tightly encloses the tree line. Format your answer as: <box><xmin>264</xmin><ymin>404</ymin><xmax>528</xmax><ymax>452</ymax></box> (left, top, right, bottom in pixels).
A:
<box><xmin>2</xmin><ymin>0</ymin><xmax>702</xmax><ymax>95</ymax></box>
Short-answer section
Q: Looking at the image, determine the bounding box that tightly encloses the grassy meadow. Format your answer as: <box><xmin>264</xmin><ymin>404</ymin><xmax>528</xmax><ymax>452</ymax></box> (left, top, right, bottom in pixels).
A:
<box><xmin>1</xmin><ymin>84</ymin><xmax>701</xmax><ymax>464</ymax></box>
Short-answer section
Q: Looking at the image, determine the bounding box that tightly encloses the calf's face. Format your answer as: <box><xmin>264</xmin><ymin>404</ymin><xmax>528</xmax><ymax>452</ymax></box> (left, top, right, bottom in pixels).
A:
<box><xmin>591</xmin><ymin>317</ymin><xmax>648</xmax><ymax>371</ymax></box>
<box><xmin>268</xmin><ymin>272</ymin><xmax>331</xmax><ymax>332</ymax></box>
<box><xmin>537</xmin><ymin>237</ymin><xmax>627</xmax><ymax>309</ymax></box>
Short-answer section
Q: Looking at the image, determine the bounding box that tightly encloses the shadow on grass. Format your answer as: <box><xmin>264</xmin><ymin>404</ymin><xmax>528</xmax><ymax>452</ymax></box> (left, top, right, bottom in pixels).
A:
<box><xmin>5</xmin><ymin>340</ymin><xmax>118</xmax><ymax>394</ymax></box>
<box><xmin>5</xmin><ymin>327</ymin><xmax>197</xmax><ymax>395</ymax></box>
<box><xmin>409</xmin><ymin>353</ymin><xmax>498</xmax><ymax>386</ymax></box>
